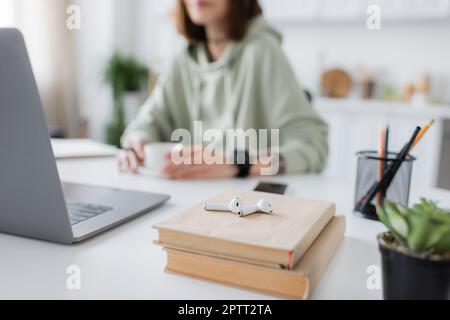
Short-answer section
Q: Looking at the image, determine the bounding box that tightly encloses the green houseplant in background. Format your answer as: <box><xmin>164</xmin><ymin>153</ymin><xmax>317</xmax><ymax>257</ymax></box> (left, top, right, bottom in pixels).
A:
<box><xmin>377</xmin><ymin>199</ymin><xmax>450</xmax><ymax>300</ymax></box>
<box><xmin>103</xmin><ymin>52</ymin><xmax>149</xmax><ymax>147</ymax></box>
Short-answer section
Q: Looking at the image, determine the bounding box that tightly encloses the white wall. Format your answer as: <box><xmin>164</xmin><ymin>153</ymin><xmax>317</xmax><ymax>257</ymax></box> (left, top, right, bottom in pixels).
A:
<box><xmin>133</xmin><ymin>0</ymin><xmax>179</xmax><ymax>73</ymax></box>
<box><xmin>74</xmin><ymin>0</ymin><xmax>115</xmax><ymax>141</ymax></box>
<box><xmin>75</xmin><ymin>0</ymin><xmax>145</xmax><ymax>141</ymax></box>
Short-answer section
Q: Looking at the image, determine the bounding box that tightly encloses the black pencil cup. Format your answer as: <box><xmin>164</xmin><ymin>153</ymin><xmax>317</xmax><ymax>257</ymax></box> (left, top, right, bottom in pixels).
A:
<box><xmin>354</xmin><ymin>151</ymin><xmax>416</xmax><ymax>221</ymax></box>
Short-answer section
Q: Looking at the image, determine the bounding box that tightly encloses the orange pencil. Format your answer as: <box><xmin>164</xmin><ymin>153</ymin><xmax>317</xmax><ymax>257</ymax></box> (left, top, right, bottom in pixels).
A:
<box><xmin>377</xmin><ymin>128</ymin><xmax>386</xmax><ymax>205</ymax></box>
<box><xmin>413</xmin><ymin>119</ymin><xmax>435</xmax><ymax>148</ymax></box>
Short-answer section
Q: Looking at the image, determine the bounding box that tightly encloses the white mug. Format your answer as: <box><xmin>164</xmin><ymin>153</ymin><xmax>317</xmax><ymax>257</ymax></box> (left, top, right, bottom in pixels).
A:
<box><xmin>142</xmin><ymin>143</ymin><xmax>182</xmax><ymax>177</ymax></box>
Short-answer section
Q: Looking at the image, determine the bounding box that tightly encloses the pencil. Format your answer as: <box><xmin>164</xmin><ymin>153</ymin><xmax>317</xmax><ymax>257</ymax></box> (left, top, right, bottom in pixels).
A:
<box><xmin>413</xmin><ymin>119</ymin><xmax>435</xmax><ymax>148</ymax></box>
<box><xmin>384</xmin><ymin>126</ymin><xmax>389</xmax><ymax>163</ymax></box>
<box><xmin>382</xmin><ymin>125</ymin><xmax>389</xmax><ymax>198</ymax></box>
<box><xmin>377</xmin><ymin>128</ymin><xmax>385</xmax><ymax>205</ymax></box>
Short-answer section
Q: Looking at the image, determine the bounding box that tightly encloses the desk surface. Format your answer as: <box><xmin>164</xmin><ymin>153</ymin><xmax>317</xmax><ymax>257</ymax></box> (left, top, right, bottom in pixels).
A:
<box><xmin>1</xmin><ymin>158</ymin><xmax>449</xmax><ymax>300</ymax></box>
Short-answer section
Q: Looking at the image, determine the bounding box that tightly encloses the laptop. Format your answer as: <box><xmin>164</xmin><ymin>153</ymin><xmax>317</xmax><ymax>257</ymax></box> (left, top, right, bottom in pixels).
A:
<box><xmin>0</xmin><ymin>29</ymin><xmax>170</xmax><ymax>244</ymax></box>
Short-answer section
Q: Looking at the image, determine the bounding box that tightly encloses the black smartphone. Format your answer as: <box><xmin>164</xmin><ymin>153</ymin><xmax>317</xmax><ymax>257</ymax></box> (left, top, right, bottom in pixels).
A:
<box><xmin>254</xmin><ymin>182</ymin><xmax>289</xmax><ymax>195</ymax></box>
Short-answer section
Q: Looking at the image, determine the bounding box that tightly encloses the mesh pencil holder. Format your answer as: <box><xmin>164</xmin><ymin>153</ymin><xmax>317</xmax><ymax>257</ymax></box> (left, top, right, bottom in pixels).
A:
<box><xmin>354</xmin><ymin>151</ymin><xmax>416</xmax><ymax>221</ymax></box>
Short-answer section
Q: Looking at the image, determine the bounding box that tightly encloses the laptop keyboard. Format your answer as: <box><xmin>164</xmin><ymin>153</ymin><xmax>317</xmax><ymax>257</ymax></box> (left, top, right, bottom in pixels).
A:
<box><xmin>66</xmin><ymin>201</ymin><xmax>114</xmax><ymax>225</ymax></box>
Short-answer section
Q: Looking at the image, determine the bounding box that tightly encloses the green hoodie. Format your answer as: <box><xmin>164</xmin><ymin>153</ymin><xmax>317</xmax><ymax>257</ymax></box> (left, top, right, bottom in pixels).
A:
<box><xmin>123</xmin><ymin>17</ymin><xmax>328</xmax><ymax>174</ymax></box>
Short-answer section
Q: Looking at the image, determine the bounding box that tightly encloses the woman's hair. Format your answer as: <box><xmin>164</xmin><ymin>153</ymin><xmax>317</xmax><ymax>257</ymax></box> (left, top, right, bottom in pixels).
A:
<box><xmin>175</xmin><ymin>0</ymin><xmax>263</xmax><ymax>43</ymax></box>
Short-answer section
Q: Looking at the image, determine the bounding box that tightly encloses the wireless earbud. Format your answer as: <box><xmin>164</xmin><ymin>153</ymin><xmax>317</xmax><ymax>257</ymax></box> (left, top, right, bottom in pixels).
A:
<box><xmin>238</xmin><ymin>199</ymin><xmax>274</xmax><ymax>217</ymax></box>
<box><xmin>204</xmin><ymin>197</ymin><xmax>243</xmax><ymax>215</ymax></box>
<box><xmin>204</xmin><ymin>198</ymin><xmax>273</xmax><ymax>217</ymax></box>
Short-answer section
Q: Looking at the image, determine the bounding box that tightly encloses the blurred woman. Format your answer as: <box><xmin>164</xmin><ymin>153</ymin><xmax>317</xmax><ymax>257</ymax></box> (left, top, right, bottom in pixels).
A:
<box><xmin>119</xmin><ymin>0</ymin><xmax>328</xmax><ymax>179</ymax></box>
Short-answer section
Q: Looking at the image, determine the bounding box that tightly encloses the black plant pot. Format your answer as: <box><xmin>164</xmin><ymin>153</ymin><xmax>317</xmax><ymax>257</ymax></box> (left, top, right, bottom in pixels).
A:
<box><xmin>379</xmin><ymin>234</ymin><xmax>450</xmax><ymax>300</ymax></box>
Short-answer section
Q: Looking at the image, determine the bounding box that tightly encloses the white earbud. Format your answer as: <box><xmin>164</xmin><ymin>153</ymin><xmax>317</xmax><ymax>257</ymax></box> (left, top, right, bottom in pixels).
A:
<box><xmin>238</xmin><ymin>199</ymin><xmax>274</xmax><ymax>217</ymax></box>
<box><xmin>204</xmin><ymin>197</ymin><xmax>243</xmax><ymax>215</ymax></box>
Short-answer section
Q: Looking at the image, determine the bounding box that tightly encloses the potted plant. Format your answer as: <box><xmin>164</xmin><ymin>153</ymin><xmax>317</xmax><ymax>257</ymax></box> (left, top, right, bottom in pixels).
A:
<box><xmin>103</xmin><ymin>52</ymin><xmax>149</xmax><ymax>147</ymax></box>
<box><xmin>377</xmin><ymin>199</ymin><xmax>450</xmax><ymax>300</ymax></box>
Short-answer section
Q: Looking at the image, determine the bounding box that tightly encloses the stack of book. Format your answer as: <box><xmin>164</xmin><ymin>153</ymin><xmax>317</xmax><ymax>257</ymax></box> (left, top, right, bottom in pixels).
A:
<box><xmin>154</xmin><ymin>190</ymin><xmax>346</xmax><ymax>299</ymax></box>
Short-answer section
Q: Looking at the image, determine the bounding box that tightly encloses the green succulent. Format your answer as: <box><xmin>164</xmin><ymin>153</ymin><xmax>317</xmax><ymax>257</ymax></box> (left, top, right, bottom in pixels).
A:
<box><xmin>377</xmin><ymin>199</ymin><xmax>450</xmax><ymax>255</ymax></box>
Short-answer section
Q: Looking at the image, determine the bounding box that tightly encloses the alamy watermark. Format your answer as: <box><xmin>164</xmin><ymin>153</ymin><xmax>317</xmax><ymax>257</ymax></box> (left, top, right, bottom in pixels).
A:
<box><xmin>66</xmin><ymin>5</ymin><xmax>81</xmax><ymax>30</ymax></box>
<box><xmin>366</xmin><ymin>265</ymin><xmax>381</xmax><ymax>290</ymax></box>
<box><xmin>66</xmin><ymin>265</ymin><xmax>81</xmax><ymax>291</ymax></box>
<box><xmin>170</xmin><ymin>121</ymin><xmax>280</xmax><ymax>176</ymax></box>
<box><xmin>367</xmin><ymin>5</ymin><xmax>382</xmax><ymax>30</ymax></box>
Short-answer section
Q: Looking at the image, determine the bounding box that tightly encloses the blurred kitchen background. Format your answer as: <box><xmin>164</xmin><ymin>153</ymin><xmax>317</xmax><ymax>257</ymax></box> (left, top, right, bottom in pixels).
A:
<box><xmin>0</xmin><ymin>0</ymin><xmax>449</xmax><ymax>189</ymax></box>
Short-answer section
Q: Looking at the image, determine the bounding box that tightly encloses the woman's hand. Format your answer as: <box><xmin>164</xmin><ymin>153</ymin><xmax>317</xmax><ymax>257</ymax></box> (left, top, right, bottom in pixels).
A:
<box><xmin>118</xmin><ymin>135</ymin><xmax>150</xmax><ymax>173</ymax></box>
<box><xmin>162</xmin><ymin>147</ymin><xmax>239</xmax><ymax>180</ymax></box>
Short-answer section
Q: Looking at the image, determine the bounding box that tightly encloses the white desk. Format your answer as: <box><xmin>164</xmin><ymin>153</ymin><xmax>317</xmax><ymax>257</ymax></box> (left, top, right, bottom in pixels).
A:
<box><xmin>1</xmin><ymin>158</ymin><xmax>449</xmax><ymax>300</ymax></box>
